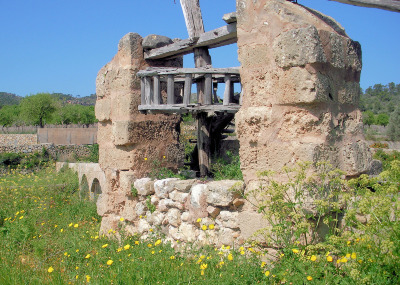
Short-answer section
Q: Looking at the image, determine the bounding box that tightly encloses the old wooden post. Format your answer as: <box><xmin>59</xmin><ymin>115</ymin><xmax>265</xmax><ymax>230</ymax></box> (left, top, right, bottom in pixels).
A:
<box><xmin>180</xmin><ymin>0</ymin><xmax>212</xmax><ymax>176</ymax></box>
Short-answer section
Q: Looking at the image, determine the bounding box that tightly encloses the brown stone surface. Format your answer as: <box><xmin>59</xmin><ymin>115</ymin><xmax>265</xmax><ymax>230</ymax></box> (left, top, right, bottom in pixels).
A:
<box><xmin>95</xmin><ymin>32</ymin><xmax>184</xmax><ymax>233</ymax></box>
<box><xmin>236</xmin><ymin>0</ymin><xmax>372</xmax><ymax>186</ymax></box>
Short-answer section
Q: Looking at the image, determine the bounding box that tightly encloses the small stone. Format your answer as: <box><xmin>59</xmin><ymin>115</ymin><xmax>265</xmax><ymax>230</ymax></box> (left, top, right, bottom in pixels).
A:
<box><xmin>169</xmin><ymin>190</ymin><xmax>189</xmax><ymax>203</ymax></box>
<box><xmin>218</xmin><ymin>211</ymin><xmax>239</xmax><ymax>229</ymax></box>
<box><xmin>138</xmin><ymin>219</ymin><xmax>150</xmax><ymax>233</ymax></box>
<box><xmin>165</xmin><ymin>208</ymin><xmax>181</xmax><ymax>227</ymax></box>
<box><xmin>171</xmin><ymin>179</ymin><xmax>196</xmax><ymax>192</ymax></box>
<box><xmin>232</xmin><ymin>198</ymin><xmax>245</xmax><ymax>207</ymax></box>
<box><xmin>154</xmin><ymin>178</ymin><xmax>180</xmax><ymax>199</ymax></box>
<box><xmin>158</xmin><ymin>199</ymin><xmax>183</xmax><ymax>212</ymax></box>
<box><xmin>142</xmin><ymin>34</ymin><xmax>173</xmax><ymax>50</ymax></box>
<box><xmin>207</xmin><ymin>205</ymin><xmax>221</xmax><ymax>218</ymax></box>
<box><xmin>179</xmin><ymin>223</ymin><xmax>197</xmax><ymax>242</ymax></box>
<box><xmin>134</xmin><ymin>178</ymin><xmax>154</xmax><ymax>196</ymax></box>
<box><xmin>135</xmin><ymin>202</ymin><xmax>147</xmax><ymax>216</ymax></box>
<box><xmin>181</xmin><ymin>212</ymin><xmax>190</xmax><ymax>222</ymax></box>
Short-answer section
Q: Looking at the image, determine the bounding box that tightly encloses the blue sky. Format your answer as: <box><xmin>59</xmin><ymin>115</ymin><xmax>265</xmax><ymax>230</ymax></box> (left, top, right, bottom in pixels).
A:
<box><xmin>0</xmin><ymin>0</ymin><xmax>398</xmax><ymax>97</ymax></box>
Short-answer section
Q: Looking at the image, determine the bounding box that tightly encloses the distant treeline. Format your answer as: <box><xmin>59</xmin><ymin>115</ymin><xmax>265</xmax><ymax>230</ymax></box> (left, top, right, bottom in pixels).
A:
<box><xmin>0</xmin><ymin>93</ymin><xmax>97</xmax><ymax>128</ymax></box>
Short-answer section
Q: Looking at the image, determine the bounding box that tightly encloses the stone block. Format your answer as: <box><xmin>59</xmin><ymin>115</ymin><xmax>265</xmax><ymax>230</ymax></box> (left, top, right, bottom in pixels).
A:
<box><xmin>206</xmin><ymin>181</ymin><xmax>244</xmax><ymax>207</ymax></box>
<box><xmin>171</xmin><ymin>179</ymin><xmax>196</xmax><ymax>192</ymax></box>
<box><xmin>207</xmin><ymin>206</ymin><xmax>221</xmax><ymax>218</ymax></box>
<box><xmin>217</xmin><ymin>211</ymin><xmax>239</xmax><ymax>229</ymax></box>
<box><xmin>95</xmin><ymin>98</ymin><xmax>111</xmax><ymax>122</ymax></box>
<box><xmin>179</xmin><ymin>223</ymin><xmax>197</xmax><ymax>242</ymax></box>
<box><xmin>134</xmin><ymin>178</ymin><xmax>154</xmax><ymax>196</ymax></box>
<box><xmin>238</xmin><ymin>211</ymin><xmax>270</xmax><ymax>240</ymax></box>
<box><xmin>165</xmin><ymin>208</ymin><xmax>181</xmax><ymax>227</ymax></box>
<box><xmin>158</xmin><ymin>199</ymin><xmax>183</xmax><ymax>212</ymax></box>
<box><xmin>135</xmin><ymin>202</ymin><xmax>147</xmax><ymax>216</ymax></box>
<box><xmin>273</xmin><ymin>25</ymin><xmax>326</xmax><ymax>68</ymax></box>
<box><xmin>138</xmin><ymin>219</ymin><xmax>150</xmax><ymax>233</ymax></box>
<box><xmin>148</xmin><ymin>211</ymin><xmax>165</xmax><ymax>226</ymax></box>
<box><xmin>154</xmin><ymin>178</ymin><xmax>180</xmax><ymax>199</ymax></box>
<box><xmin>169</xmin><ymin>190</ymin><xmax>189</xmax><ymax>203</ymax></box>
<box><xmin>142</xmin><ymin>34</ymin><xmax>173</xmax><ymax>50</ymax></box>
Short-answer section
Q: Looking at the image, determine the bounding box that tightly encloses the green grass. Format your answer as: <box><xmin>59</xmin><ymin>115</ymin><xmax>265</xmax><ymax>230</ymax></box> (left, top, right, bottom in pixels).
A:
<box><xmin>1</xmin><ymin>154</ymin><xmax>400</xmax><ymax>284</ymax></box>
<box><xmin>0</xmin><ymin>166</ymin><xmax>266</xmax><ymax>284</ymax></box>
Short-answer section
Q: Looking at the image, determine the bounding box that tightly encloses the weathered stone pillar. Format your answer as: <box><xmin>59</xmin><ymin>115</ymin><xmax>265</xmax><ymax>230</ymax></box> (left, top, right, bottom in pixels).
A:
<box><xmin>95</xmin><ymin>33</ymin><xmax>184</xmax><ymax>234</ymax></box>
<box><xmin>236</xmin><ymin>0</ymin><xmax>373</xmax><ymax>189</ymax></box>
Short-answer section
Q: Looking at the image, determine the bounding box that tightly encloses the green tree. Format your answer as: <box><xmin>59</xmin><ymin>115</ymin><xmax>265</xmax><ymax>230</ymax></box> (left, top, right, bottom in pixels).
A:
<box><xmin>0</xmin><ymin>105</ymin><xmax>21</xmax><ymax>127</ymax></box>
<box><xmin>387</xmin><ymin>107</ymin><xmax>400</xmax><ymax>141</ymax></box>
<box><xmin>376</xmin><ymin>113</ymin><xmax>390</xmax><ymax>127</ymax></box>
<box><xmin>20</xmin><ymin>93</ymin><xmax>58</xmax><ymax>127</ymax></box>
<box><xmin>362</xmin><ymin>110</ymin><xmax>375</xmax><ymax>126</ymax></box>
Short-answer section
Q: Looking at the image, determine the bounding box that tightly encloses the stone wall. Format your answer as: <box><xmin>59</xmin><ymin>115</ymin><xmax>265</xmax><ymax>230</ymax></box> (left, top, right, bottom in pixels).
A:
<box><xmin>0</xmin><ymin>143</ymin><xmax>91</xmax><ymax>160</ymax></box>
<box><xmin>37</xmin><ymin>127</ymin><xmax>97</xmax><ymax>145</ymax></box>
<box><xmin>235</xmin><ymin>0</ymin><xmax>373</xmax><ymax>188</ymax></box>
<box><xmin>0</xmin><ymin>134</ymin><xmax>37</xmax><ymax>146</ymax></box>
<box><xmin>97</xmin><ymin>176</ymin><xmax>267</xmax><ymax>247</ymax></box>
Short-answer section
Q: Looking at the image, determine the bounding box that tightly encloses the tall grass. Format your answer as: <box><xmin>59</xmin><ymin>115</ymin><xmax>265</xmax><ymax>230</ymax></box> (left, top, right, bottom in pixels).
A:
<box><xmin>0</xmin><ymin>166</ymin><xmax>265</xmax><ymax>284</ymax></box>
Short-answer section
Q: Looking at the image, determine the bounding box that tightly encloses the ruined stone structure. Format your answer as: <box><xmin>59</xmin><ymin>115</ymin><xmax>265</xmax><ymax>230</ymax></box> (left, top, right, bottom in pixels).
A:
<box><xmin>94</xmin><ymin>0</ymin><xmax>373</xmax><ymax>244</ymax></box>
<box><xmin>236</xmin><ymin>0</ymin><xmax>372</xmax><ymax>188</ymax></box>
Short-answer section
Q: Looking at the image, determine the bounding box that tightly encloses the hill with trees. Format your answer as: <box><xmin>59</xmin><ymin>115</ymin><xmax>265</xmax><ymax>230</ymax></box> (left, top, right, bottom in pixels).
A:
<box><xmin>0</xmin><ymin>92</ymin><xmax>21</xmax><ymax>108</ymax></box>
<box><xmin>0</xmin><ymin>92</ymin><xmax>97</xmax><ymax>127</ymax></box>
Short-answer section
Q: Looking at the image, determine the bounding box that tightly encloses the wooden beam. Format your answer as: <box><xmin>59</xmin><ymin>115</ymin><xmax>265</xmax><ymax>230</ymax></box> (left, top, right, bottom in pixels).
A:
<box><xmin>328</xmin><ymin>0</ymin><xmax>400</xmax><ymax>12</ymax></box>
<box><xmin>137</xmin><ymin>67</ymin><xmax>240</xmax><ymax>77</ymax></box>
<box><xmin>144</xmin><ymin>23</ymin><xmax>237</xmax><ymax>60</ymax></box>
<box><xmin>167</xmin><ymin>74</ymin><xmax>175</xmax><ymax>104</ymax></box>
<box><xmin>138</xmin><ymin>103</ymin><xmax>241</xmax><ymax>114</ymax></box>
<box><xmin>183</xmin><ymin>74</ymin><xmax>192</xmax><ymax>106</ymax></box>
<box><xmin>180</xmin><ymin>0</ymin><xmax>205</xmax><ymax>37</ymax></box>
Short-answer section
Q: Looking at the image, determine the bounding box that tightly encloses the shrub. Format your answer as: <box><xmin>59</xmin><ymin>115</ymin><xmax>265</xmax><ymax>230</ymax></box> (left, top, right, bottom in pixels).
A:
<box><xmin>211</xmin><ymin>151</ymin><xmax>243</xmax><ymax>180</ymax></box>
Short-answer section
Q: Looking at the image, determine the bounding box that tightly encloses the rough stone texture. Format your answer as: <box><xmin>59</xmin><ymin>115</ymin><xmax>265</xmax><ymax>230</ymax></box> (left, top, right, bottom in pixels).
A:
<box><xmin>236</xmin><ymin>0</ymin><xmax>372</xmax><ymax>187</ymax></box>
<box><xmin>95</xmin><ymin>32</ymin><xmax>185</xmax><ymax>234</ymax></box>
<box><xmin>206</xmin><ymin>180</ymin><xmax>243</xmax><ymax>207</ymax></box>
<box><xmin>0</xmin><ymin>134</ymin><xmax>37</xmax><ymax>146</ymax></box>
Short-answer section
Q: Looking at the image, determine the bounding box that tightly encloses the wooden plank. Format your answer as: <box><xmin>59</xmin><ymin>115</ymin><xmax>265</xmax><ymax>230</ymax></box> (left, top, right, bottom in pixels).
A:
<box><xmin>167</xmin><ymin>74</ymin><xmax>175</xmax><ymax>104</ymax></box>
<box><xmin>204</xmin><ymin>73</ymin><xmax>212</xmax><ymax>105</ymax></box>
<box><xmin>328</xmin><ymin>0</ymin><xmax>400</xmax><ymax>12</ymax></box>
<box><xmin>137</xmin><ymin>67</ymin><xmax>240</xmax><ymax>77</ymax></box>
<box><xmin>223</xmin><ymin>74</ymin><xmax>231</xmax><ymax>106</ymax></box>
<box><xmin>197</xmin><ymin>113</ymin><xmax>211</xmax><ymax>177</ymax></box>
<box><xmin>153</xmin><ymin>75</ymin><xmax>161</xmax><ymax>105</ymax></box>
<box><xmin>138</xmin><ymin>104</ymin><xmax>241</xmax><ymax>113</ymax></box>
<box><xmin>144</xmin><ymin>23</ymin><xmax>237</xmax><ymax>60</ymax></box>
<box><xmin>183</xmin><ymin>74</ymin><xmax>192</xmax><ymax>106</ymax></box>
<box><xmin>144</xmin><ymin>77</ymin><xmax>152</xmax><ymax>105</ymax></box>
<box><xmin>180</xmin><ymin>0</ymin><xmax>205</xmax><ymax>37</ymax></box>
<box><xmin>140</xmin><ymin>77</ymin><xmax>146</xmax><ymax>105</ymax></box>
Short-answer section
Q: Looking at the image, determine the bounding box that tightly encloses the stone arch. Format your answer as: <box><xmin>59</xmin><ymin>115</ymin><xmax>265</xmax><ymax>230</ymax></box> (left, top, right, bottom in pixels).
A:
<box><xmin>80</xmin><ymin>174</ymin><xmax>89</xmax><ymax>200</ymax></box>
<box><xmin>90</xmin><ymin>178</ymin><xmax>102</xmax><ymax>202</ymax></box>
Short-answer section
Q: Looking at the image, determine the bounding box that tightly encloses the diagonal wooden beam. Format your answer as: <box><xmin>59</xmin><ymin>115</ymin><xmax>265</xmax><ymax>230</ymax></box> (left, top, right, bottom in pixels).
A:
<box><xmin>328</xmin><ymin>0</ymin><xmax>400</xmax><ymax>12</ymax></box>
<box><xmin>144</xmin><ymin>23</ymin><xmax>237</xmax><ymax>60</ymax></box>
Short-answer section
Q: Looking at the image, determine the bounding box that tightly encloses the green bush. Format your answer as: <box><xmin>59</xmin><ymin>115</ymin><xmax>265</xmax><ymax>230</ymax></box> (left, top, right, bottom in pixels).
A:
<box><xmin>211</xmin><ymin>151</ymin><xmax>243</xmax><ymax>180</ymax></box>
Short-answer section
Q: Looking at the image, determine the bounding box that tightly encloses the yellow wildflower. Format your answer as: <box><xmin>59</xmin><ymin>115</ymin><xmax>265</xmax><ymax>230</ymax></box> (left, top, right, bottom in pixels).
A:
<box><xmin>135</xmin><ymin>241</ymin><xmax>139</xmax><ymax>245</ymax></box>
<box><xmin>200</xmin><ymin>263</ymin><xmax>208</xmax><ymax>270</ymax></box>
<box><xmin>209</xmin><ymin>224</ymin><xmax>215</xmax><ymax>230</ymax></box>
<box><xmin>351</xmin><ymin>252</ymin><xmax>357</xmax><ymax>259</ymax></box>
<box><xmin>341</xmin><ymin>257</ymin><xmax>348</xmax><ymax>263</ymax></box>
<box><xmin>119</xmin><ymin>217</ymin><xmax>124</xmax><ymax>222</ymax></box>
<box><xmin>310</xmin><ymin>255</ymin><xmax>317</xmax><ymax>261</ymax></box>
<box><xmin>261</xmin><ymin>262</ymin><xmax>266</xmax><ymax>268</ymax></box>
<box><xmin>196</xmin><ymin>218</ymin><xmax>202</xmax><ymax>223</ymax></box>
<box><xmin>292</xmin><ymin>249</ymin><xmax>299</xmax><ymax>254</ymax></box>
<box><xmin>265</xmin><ymin>271</ymin><xmax>270</xmax><ymax>277</ymax></box>
<box><xmin>227</xmin><ymin>254</ymin><xmax>233</xmax><ymax>261</ymax></box>
<box><xmin>74</xmin><ymin>223</ymin><xmax>78</xmax><ymax>228</ymax></box>
<box><xmin>86</xmin><ymin>275</ymin><xmax>91</xmax><ymax>282</ymax></box>
<box><xmin>102</xmin><ymin>244</ymin><xmax>108</xmax><ymax>248</ymax></box>
<box><xmin>307</xmin><ymin>276</ymin><xmax>313</xmax><ymax>281</ymax></box>
<box><xmin>48</xmin><ymin>266</ymin><xmax>54</xmax><ymax>273</ymax></box>
<box><xmin>106</xmin><ymin>260</ymin><xmax>113</xmax><ymax>265</ymax></box>
<box><xmin>327</xmin><ymin>256</ymin><xmax>333</xmax><ymax>262</ymax></box>
<box><xmin>154</xmin><ymin>239</ymin><xmax>161</xmax><ymax>246</ymax></box>
<box><xmin>124</xmin><ymin>244</ymin><xmax>131</xmax><ymax>250</ymax></box>
<box><xmin>170</xmin><ymin>256</ymin><xmax>175</xmax><ymax>259</ymax></box>
<box><xmin>85</xmin><ymin>254</ymin><xmax>91</xmax><ymax>259</ymax></box>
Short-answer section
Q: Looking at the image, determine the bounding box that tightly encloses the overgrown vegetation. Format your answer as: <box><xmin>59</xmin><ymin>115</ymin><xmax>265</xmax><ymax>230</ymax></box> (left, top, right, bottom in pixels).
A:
<box><xmin>0</xmin><ymin>92</ymin><xmax>97</xmax><ymax>127</ymax></box>
<box><xmin>0</xmin><ymin>148</ymin><xmax>51</xmax><ymax>170</ymax></box>
<box><xmin>0</xmin><ymin>166</ymin><xmax>265</xmax><ymax>284</ymax></box>
<box><xmin>233</xmin><ymin>155</ymin><xmax>400</xmax><ymax>284</ymax></box>
<box><xmin>211</xmin><ymin>151</ymin><xmax>243</xmax><ymax>180</ymax></box>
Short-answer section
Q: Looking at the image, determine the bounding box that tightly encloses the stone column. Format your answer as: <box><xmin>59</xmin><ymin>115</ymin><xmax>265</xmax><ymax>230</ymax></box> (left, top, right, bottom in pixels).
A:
<box><xmin>95</xmin><ymin>33</ymin><xmax>184</xmax><ymax>235</ymax></box>
<box><xmin>236</xmin><ymin>0</ymin><xmax>373</xmax><ymax>188</ymax></box>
